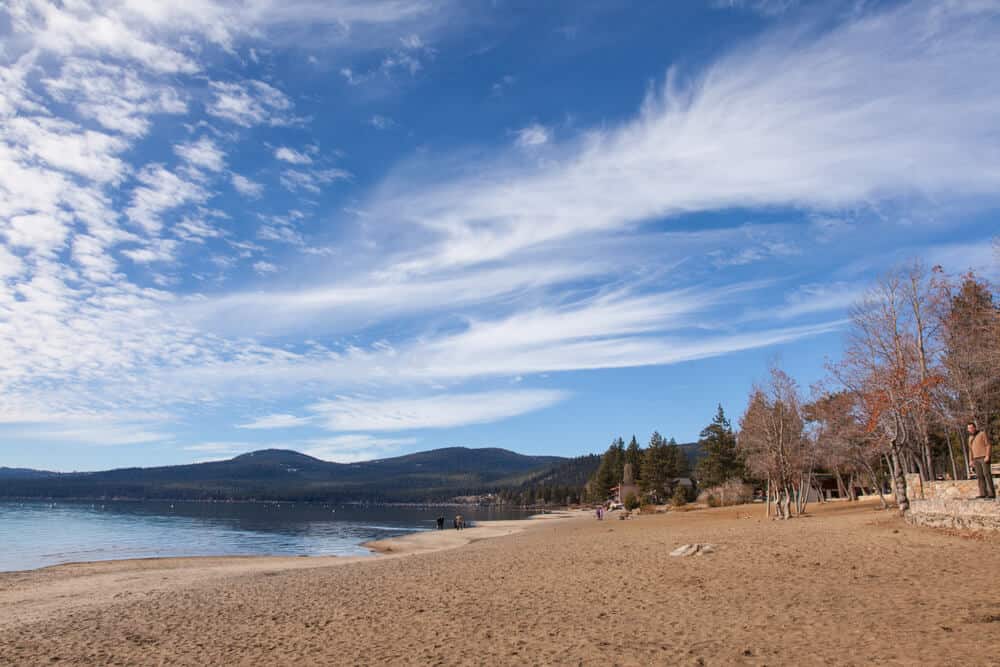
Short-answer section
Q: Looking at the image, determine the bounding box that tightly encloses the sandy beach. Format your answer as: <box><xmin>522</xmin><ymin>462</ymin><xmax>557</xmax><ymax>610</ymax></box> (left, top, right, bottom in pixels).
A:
<box><xmin>3</xmin><ymin>501</ymin><xmax>1000</xmax><ymax>666</ymax></box>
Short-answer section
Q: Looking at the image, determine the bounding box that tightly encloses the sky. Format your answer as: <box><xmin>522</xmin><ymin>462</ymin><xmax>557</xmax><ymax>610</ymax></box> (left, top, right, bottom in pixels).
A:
<box><xmin>1</xmin><ymin>0</ymin><xmax>999</xmax><ymax>471</ymax></box>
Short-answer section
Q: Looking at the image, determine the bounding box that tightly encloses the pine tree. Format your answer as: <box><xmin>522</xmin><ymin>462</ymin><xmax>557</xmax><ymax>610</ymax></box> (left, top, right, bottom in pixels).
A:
<box><xmin>665</xmin><ymin>437</ymin><xmax>689</xmax><ymax>478</ymax></box>
<box><xmin>612</xmin><ymin>437</ymin><xmax>626</xmax><ymax>482</ymax></box>
<box><xmin>641</xmin><ymin>431</ymin><xmax>677</xmax><ymax>499</ymax></box>
<box><xmin>588</xmin><ymin>440</ymin><xmax>622</xmax><ymax>501</ymax></box>
<box><xmin>695</xmin><ymin>405</ymin><xmax>743</xmax><ymax>487</ymax></box>
<box><xmin>625</xmin><ymin>435</ymin><xmax>643</xmax><ymax>482</ymax></box>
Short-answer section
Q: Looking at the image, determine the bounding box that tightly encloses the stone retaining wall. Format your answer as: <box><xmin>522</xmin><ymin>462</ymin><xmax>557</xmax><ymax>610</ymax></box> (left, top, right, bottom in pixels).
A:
<box><xmin>906</xmin><ymin>497</ymin><xmax>1000</xmax><ymax>531</ymax></box>
<box><xmin>904</xmin><ymin>473</ymin><xmax>998</xmax><ymax>501</ymax></box>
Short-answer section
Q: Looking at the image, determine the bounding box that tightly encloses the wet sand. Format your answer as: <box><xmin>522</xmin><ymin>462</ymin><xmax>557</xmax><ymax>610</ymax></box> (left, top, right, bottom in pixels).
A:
<box><xmin>2</xmin><ymin>501</ymin><xmax>1000</xmax><ymax>665</ymax></box>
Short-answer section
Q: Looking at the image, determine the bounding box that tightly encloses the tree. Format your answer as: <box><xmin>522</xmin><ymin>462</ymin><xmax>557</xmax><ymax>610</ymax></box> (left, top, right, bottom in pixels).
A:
<box><xmin>695</xmin><ymin>405</ymin><xmax>743</xmax><ymax>487</ymax></box>
<box><xmin>805</xmin><ymin>389</ymin><xmax>888</xmax><ymax>508</ymax></box>
<box><xmin>832</xmin><ymin>267</ymin><xmax>946</xmax><ymax>511</ymax></box>
<box><xmin>611</xmin><ymin>437</ymin><xmax>626</xmax><ymax>484</ymax></box>
<box><xmin>623</xmin><ymin>492</ymin><xmax>640</xmax><ymax>511</ymax></box>
<box><xmin>940</xmin><ymin>273</ymin><xmax>1000</xmax><ymax>447</ymax></box>
<box><xmin>624</xmin><ymin>435</ymin><xmax>643</xmax><ymax>484</ymax></box>
<box><xmin>640</xmin><ymin>432</ymin><xmax>670</xmax><ymax>499</ymax></box>
<box><xmin>738</xmin><ymin>366</ymin><xmax>811</xmax><ymax>519</ymax></box>
<box><xmin>664</xmin><ymin>437</ymin><xmax>688</xmax><ymax>478</ymax></box>
<box><xmin>589</xmin><ymin>441</ymin><xmax>621</xmax><ymax>501</ymax></box>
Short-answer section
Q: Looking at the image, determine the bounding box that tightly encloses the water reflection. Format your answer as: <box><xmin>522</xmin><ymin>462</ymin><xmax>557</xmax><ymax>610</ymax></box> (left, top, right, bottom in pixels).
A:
<box><xmin>0</xmin><ymin>500</ymin><xmax>531</xmax><ymax>572</ymax></box>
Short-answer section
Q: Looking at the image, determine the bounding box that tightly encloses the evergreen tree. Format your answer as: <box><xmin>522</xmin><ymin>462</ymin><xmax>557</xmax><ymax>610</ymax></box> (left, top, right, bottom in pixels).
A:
<box><xmin>624</xmin><ymin>435</ymin><xmax>643</xmax><ymax>481</ymax></box>
<box><xmin>641</xmin><ymin>431</ymin><xmax>675</xmax><ymax>498</ymax></box>
<box><xmin>612</xmin><ymin>437</ymin><xmax>626</xmax><ymax>482</ymax></box>
<box><xmin>640</xmin><ymin>432</ymin><xmax>664</xmax><ymax>492</ymax></box>
<box><xmin>665</xmin><ymin>437</ymin><xmax>689</xmax><ymax>478</ymax></box>
<box><xmin>588</xmin><ymin>440</ymin><xmax>622</xmax><ymax>501</ymax></box>
<box><xmin>695</xmin><ymin>405</ymin><xmax>744</xmax><ymax>487</ymax></box>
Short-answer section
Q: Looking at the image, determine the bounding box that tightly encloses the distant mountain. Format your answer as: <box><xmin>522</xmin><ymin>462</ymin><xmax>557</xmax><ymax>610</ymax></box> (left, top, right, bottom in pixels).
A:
<box><xmin>0</xmin><ymin>447</ymin><xmax>566</xmax><ymax>503</ymax></box>
<box><xmin>515</xmin><ymin>454</ymin><xmax>603</xmax><ymax>489</ymax></box>
<box><xmin>0</xmin><ymin>467</ymin><xmax>57</xmax><ymax>479</ymax></box>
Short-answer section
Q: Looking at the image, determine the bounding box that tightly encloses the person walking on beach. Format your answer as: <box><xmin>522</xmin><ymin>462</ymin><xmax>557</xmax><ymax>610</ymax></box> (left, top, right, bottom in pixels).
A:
<box><xmin>968</xmin><ymin>421</ymin><xmax>995</xmax><ymax>499</ymax></box>
<box><xmin>436</xmin><ymin>515</ymin><xmax>445</xmax><ymax>530</ymax></box>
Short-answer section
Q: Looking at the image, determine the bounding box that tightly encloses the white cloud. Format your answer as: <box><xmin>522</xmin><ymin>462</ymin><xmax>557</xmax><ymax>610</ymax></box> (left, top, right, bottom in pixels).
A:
<box><xmin>369</xmin><ymin>2</ymin><xmax>1000</xmax><ymax>274</ymax></box>
<box><xmin>126</xmin><ymin>165</ymin><xmax>208</xmax><ymax>233</ymax></box>
<box><xmin>184</xmin><ymin>441</ymin><xmax>254</xmax><ymax>454</ymax></box>
<box><xmin>252</xmin><ymin>260</ymin><xmax>280</xmax><ymax>275</ymax></box>
<box><xmin>4</xmin><ymin>212</ymin><xmax>70</xmax><ymax>255</ymax></box>
<box><xmin>369</xmin><ymin>115</ymin><xmax>394</xmax><ymax>130</ymax></box>
<box><xmin>185</xmin><ymin>259</ymin><xmax>615</xmax><ymax>339</ymax></box>
<box><xmin>309</xmin><ymin>389</ymin><xmax>569</xmax><ymax>431</ymax></box>
<box><xmin>0</xmin><ymin>246</ymin><xmax>25</xmax><ymax>279</ymax></box>
<box><xmin>302</xmin><ymin>434</ymin><xmax>417</xmax><ymax>463</ymax></box>
<box><xmin>0</xmin><ymin>420</ymin><xmax>169</xmax><ymax>446</ymax></box>
<box><xmin>776</xmin><ymin>282</ymin><xmax>864</xmax><ymax>320</ymax></box>
<box><xmin>237</xmin><ymin>413</ymin><xmax>313</xmax><ymax>429</ymax></box>
<box><xmin>231</xmin><ymin>173</ymin><xmax>264</xmax><ymax>198</ymax></box>
<box><xmin>206</xmin><ymin>80</ymin><xmax>294</xmax><ymax>127</ymax></box>
<box><xmin>175</xmin><ymin>137</ymin><xmax>226</xmax><ymax>172</ymax></box>
<box><xmin>279</xmin><ymin>168</ymin><xmax>351</xmax><ymax>194</ymax></box>
<box><xmin>256</xmin><ymin>211</ymin><xmax>307</xmax><ymax>246</ymax></box>
<box><xmin>122</xmin><ymin>238</ymin><xmax>180</xmax><ymax>264</ymax></box>
<box><xmin>513</xmin><ymin>123</ymin><xmax>550</xmax><ymax>147</ymax></box>
<box><xmin>42</xmin><ymin>58</ymin><xmax>187</xmax><ymax>137</ymax></box>
<box><xmin>1</xmin><ymin>0</ymin><xmax>997</xmax><ymax>465</ymax></box>
<box><xmin>491</xmin><ymin>74</ymin><xmax>516</xmax><ymax>96</ymax></box>
<box><xmin>175</xmin><ymin>215</ymin><xmax>223</xmax><ymax>243</ymax></box>
<box><xmin>274</xmin><ymin>146</ymin><xmax>313</xmax><ymax>164</ymax></box>
<box><xmin>4</xmin><ymin>116</ymin><xmax>128</xmax><ymax>184</ymax></box>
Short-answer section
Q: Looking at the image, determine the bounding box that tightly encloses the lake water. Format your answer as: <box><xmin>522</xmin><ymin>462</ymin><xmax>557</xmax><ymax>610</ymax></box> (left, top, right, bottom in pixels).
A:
<box><xmin>0</xmin><ymin>500</ymin><xmax>531</xmax><ymax>573</ymax></box>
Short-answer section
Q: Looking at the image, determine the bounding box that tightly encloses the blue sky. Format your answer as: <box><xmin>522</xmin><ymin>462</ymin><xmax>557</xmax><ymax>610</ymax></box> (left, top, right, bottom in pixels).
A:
<box><xmin>1</xmin><ymin>0</ymin><xmax>998</xmax><ymax>471</ymax></box>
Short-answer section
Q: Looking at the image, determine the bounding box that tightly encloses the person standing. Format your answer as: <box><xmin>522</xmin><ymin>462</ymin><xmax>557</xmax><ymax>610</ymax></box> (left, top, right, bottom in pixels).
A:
<box><xmin>436</xmin><ymin>515</ymin><xmax>445</xmax><ymax>530</ymax></box>
<box><xmin>968</xmin><ymin>421</ymin><xmax>995</xmax><ymax>499</ymax></box>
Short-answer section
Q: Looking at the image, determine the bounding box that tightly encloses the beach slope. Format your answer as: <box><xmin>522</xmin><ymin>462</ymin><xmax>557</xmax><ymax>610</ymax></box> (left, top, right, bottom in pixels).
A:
<box><xmin>2</xmin><ymin>502</ymin><xmax>1000</xmax><ymax>665</ymax></box>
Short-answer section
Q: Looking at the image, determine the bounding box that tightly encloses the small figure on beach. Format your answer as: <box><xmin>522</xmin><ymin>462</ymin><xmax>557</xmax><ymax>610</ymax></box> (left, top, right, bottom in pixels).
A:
<box><xmin>436</xmin><ymin>515</ymin><xmax>445</xmax><ymax>530</ymax></box>
<box><xmin>968</xmin><ymin>421</ymin><xmax>994</xmax><ymax>499</ymax></box>
<box><xmin>595</xmin><ymin>506</ymin><xmax>603</xmax><ymax>520</ymax></box>
<box><xmin>454</xmin><ymin>514</ymin><xmax>464</xmax><ymax>530</ymax></box>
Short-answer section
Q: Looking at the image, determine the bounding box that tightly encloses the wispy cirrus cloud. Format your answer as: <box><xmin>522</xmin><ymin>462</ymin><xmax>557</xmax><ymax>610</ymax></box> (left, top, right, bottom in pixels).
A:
<box><xmin>1</xmin><ymin>0</ymin><xmax>998</xmax><ymax>471</ymax></box>
<box><xmin>309</xmin><ymin>389</ymin><xmax>569</xmax><ymax>431</ymax></box>
<box><xmin>231</xmin><ymin>173</ymin><xmax>264</xmax><ymax>198</ymax></box>
<box><xmin>206</xmin><ymin>80</ymin><xmax>295</xmax><ymax>127</ymax></box>
<box><xmin>301</xmin><ymin>434</ymin><xmax>418</xmax><ymax>463</ymax></box>
<box><xmin>368</xmin><ymin>1</ymin><xmax>1000</xmax><ymax>274</ymax></box>
<box><xmin>237</xmin><ymin>413</ymin><xmax>314</xmax><ymax>429</ymax></box>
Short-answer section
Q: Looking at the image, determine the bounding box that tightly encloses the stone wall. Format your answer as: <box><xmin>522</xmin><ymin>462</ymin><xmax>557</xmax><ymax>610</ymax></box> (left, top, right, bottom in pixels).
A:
<box><xmin>906</xmin><ymin>497</ymin><xmax>1000</xmax><ymax>531</ymax></box>
<box><xmin>904</xmin><ymin>473</ymin><xmax>984</xmax><ymax>501</ymax></box>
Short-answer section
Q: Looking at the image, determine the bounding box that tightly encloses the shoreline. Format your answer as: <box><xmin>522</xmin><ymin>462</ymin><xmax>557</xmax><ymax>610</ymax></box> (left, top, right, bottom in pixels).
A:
<box><xmin>1</xmin><ymin>508</ymin><xmax>579</xmax><ymax>576</ymax></box>
<box><xmin>0</xmin><ymin>509</ymin><xmax>582</xmax><ymax>630</ymax></box>
<box><xmin>0</xmin><ymin>496</ymin><xmax>557</xmax><ymax>509</ymax></box>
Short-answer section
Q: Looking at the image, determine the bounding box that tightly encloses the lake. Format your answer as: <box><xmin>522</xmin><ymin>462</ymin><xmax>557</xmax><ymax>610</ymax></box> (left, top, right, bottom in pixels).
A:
<box><xmin>0</xmin><ymin>500</ymin><xmax>532</xmax><ymax>573</ymax></box>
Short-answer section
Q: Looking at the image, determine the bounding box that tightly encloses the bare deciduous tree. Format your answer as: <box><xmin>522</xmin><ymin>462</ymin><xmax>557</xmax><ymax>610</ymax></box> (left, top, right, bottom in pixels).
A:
<box><xmin>739</xmin><ymin>366</ymin><xmax>812</xmax><ymax>519</ymax></box>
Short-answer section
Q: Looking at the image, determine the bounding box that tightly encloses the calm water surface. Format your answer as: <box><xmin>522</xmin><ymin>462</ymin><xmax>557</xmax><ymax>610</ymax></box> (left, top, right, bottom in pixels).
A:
<box><xmin>0</xmin><ymin>500</ymin><xmax>531</xmax><ymax>572</ymax></box>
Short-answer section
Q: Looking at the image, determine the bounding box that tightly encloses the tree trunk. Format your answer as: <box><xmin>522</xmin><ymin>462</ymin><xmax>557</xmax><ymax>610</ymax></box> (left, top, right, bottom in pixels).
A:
<box><xmin>863</xmin><ymin>463</ymin><xmax>888</xmax><ymax>510</ymax></box>
<box><xmin>780</xmin><ymin>486</ymin><xmax>792</xmax><ymax>520</ymax></box>
<box><xmin>946</xmin><ymin>427</ymin><xmax>961</xmax><ymax>481</ymax></box>
<box><xmin>890</xmin><ymin>448</ymin><xmax>910</xmax><ymax>513</ymax></box>
<box><xmin>835</xmin><ymin>469</ymin><xmax>847</xmax><ymax>500</ymax></box>
<box><xmin>765</xmin><ymin>477</ymin><xmax>771</xmax><ymax>518</ymax></box>
<box><xmin>960</xmin><ymin>431</ymin><xmax>973</xmax><ymax>478</ymax></box>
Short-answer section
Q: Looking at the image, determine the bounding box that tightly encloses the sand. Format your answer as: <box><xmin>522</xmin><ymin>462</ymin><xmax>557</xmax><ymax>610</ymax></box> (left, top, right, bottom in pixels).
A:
<box><xmin>2</xmin><ymin>501</ymin><xmax>1000</xmax><ymax>666</ymax></box>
